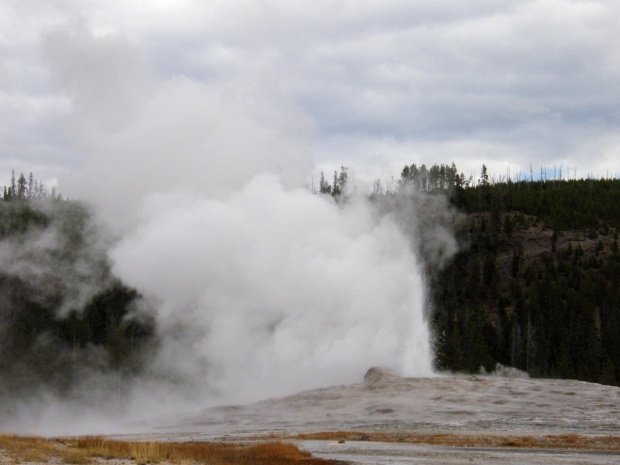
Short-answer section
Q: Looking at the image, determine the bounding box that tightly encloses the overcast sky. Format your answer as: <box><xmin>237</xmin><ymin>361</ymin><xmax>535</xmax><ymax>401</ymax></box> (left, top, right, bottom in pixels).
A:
<box><xmin>2</xmin><ymin>0</ymin><xmax>620</xmax><ymax>192</ymax></box>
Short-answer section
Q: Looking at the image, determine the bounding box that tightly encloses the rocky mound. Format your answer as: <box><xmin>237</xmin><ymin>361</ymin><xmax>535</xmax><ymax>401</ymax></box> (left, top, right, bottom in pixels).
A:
<box><xmin>172</xmin><ymin>371</ymin><xmax>620</xmax><ymax>439</ymax></box>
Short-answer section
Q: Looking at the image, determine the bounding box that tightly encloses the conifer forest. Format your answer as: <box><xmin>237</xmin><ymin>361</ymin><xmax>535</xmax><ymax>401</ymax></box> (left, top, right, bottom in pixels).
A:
<box><xmin>1</xmin><ymin>164</ymin><xmax>619</xmax><ymax>408</ymax></box>
<box><xmin>390</xmin><ymin>163</ymin><xmax>620</xmax><ymax>386</ymax></box>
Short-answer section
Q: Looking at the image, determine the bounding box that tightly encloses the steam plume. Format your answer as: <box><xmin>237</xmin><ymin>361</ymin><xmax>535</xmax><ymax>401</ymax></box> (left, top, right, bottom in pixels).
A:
<box><xmin>109</xmin><ymin>174</ymin><xmax>432</xmax><ymax>404</ymax></box>
<box><xmin>2</xmin><ymin>26</ymin><xmax>447</xmax><ymax>434</ymax></box>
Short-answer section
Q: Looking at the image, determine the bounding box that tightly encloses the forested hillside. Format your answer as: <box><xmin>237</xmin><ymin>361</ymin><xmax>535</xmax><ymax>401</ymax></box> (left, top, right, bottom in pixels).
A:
<box><xmin>388</xmin><ymin>163</ymin><xmax>620</xmax><ymax>386</ymax></box>
<box><xmin>0</xmin><ymin>174</ymin><xmax>155</xmax><ymax>405</ymax></box>
<box><xmin>2</xmin><ymin>166</ymin><xmax>619</xmax><ymax>407</ymax></box>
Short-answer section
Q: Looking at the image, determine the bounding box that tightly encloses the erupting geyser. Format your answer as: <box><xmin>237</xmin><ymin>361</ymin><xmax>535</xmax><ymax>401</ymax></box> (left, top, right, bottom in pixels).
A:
<box><xmin>2</xmin><ymin>27</ymin><xmax>441</xmax><ymax>434</ymax></box>
<box><xmin>48</xmin><ymin>28</ymin><xmax>436</xmax><ymax>407</ymax></box>
<box><xmin>109</xmin><ymin>173</ymin><xmax>434</xmax><ymax>405</ymax></box>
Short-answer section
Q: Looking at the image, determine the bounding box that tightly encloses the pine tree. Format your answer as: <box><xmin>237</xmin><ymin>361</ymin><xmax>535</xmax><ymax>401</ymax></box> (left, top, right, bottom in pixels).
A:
<box><xmin>319</xmin><ymin>172</ymin><xmax>331</xmax><ymax>194</ymax></box>
<box><xmin>27</xmin><ymin>172</ymin><xmax>34</xmax><ymax>199</ymax></box>
<box><xmin>10</xmin><ymin>170</ymin><xmax>16</xmax><ymax>199</ymax></box>
<box><xmin>17</xmin><ymin>173</ymin><xmax>27</xmax><ymax>200</ymax></box>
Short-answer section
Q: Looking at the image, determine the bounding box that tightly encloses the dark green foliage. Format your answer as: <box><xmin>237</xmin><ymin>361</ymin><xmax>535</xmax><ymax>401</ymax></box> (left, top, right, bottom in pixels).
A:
<box><xmin>319</xmin><ymin>166</ymin><xmax>349</xmax><ymax>199</ymax></box>
<box><xmin>0</xmin><ymin>191</ymin><xmax>156</xmax><ymax>400</ymax></box>
<box><xmin>0</xmin><ymin>277</ymin><xmax>154</xmax><ymax>397</ymax></box>
<box><xmin>459</xmin><ymin>178</ymin><xmax>620</xmax><ymax>230</ymax></box>
<box><xmin>2</xmin><ymin>171</ymin><xmax>56</xmax><ymax>202</ymax></box>
<box><xmin>319</xmin><ymin>171</ymin><xmax>331</xmax><ymax>194</ymax></box>
<box><xmin>401</xmin><ymin>163</ymin><xmax>620</xmax><ymax>386</ymax></box>
<box><xmin>0</xmin><ymin>201</ymin><xmax>50</xmax><ymax>237</ymax></box>
<box><xmin>398</xmin><ymin>162</ymin><xmax>468</xmax><ymax>195</ymax></box>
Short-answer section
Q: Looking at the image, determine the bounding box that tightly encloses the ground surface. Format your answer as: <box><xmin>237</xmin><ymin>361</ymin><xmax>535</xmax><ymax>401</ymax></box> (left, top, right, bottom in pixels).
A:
<box><xmin>166</xmin><ymin>368</ymin><xmax>620</xmax><ymax>436</ymax></box>
<box><xmin>120</xmin><ymin>369</ymin><xmax>620</xmax><ymax>464</ymax></box>
<box><xmin>4</xmin><ymin>369</ymin><xmax>620</xmax><ymax>464</ymax></box>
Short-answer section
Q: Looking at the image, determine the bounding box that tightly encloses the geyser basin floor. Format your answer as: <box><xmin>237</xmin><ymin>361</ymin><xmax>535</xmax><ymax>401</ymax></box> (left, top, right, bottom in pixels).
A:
<box><xmin>297</xmin><ymin>439</ymin><xmax>620</xmax><ymax>465</ymax></box>
<box><xmin>168</xmin><ymin>370</ymin><xmax>620</xmax><ymax>437</ymax></box>
<box><xmin>105</xmin><ymin>370</ymin><xmax>619</xmax><ymax>464</ymax></box>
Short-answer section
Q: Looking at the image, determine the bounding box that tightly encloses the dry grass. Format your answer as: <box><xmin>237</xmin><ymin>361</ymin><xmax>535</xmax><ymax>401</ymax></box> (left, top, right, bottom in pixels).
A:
<box><xmin>0</xmin><ymin>434</ymin><xmax>61</xmax><ymax>463</ymax></box>
<box><xmin>0</xmin><ymin>434</ymin><xmax>335</xmax><ymax>465</ymax></box>
<box><xmin>289</xmin><ymin>431</ymin><xmax>620</xmax><ymax>451</ymax></box>
<box><xmin>4</xmin><ymin>430</ymin><xmax>618</xmax><ymax>464</ymax></box>
<box><xmin>71</xmin><ymin>436</ymin><xmax>323</xmax><ymax>465</ymax></box>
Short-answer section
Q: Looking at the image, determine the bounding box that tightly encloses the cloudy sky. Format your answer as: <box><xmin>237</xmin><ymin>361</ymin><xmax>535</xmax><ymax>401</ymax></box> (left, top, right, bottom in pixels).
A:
<box><xmin>2</xmin><ymin>0</ymin><xmax>620</xmax><ymax>192</ymax></box>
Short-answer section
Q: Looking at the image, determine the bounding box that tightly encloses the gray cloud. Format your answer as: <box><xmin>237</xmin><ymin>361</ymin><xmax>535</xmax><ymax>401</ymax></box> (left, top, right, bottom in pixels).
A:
<box><xmin>121</xmin><ymin>0</ymin><xmax>620</xmax><ymax>179</ymax></box>
<box><xmin>3</xmin><ymin>1</ymin><xmax>620</xmax><ymax>181</ymax></box>
<box><xmin>41</xmin><ymin>28</ymin><xmax>151</xmax><ymax>132</ymax></box>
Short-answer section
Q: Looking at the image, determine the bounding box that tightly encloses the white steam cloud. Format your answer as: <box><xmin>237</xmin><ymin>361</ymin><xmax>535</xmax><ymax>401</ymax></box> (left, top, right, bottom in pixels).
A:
<box><xmin>4</xmin><ymin>26</ymin><xmax>444</xmax><ymax>434</ymax></box>
<box><xmin>110</xmin><ymin>174</ymin><xmax>432</xmax><ymax>404</ymax></box>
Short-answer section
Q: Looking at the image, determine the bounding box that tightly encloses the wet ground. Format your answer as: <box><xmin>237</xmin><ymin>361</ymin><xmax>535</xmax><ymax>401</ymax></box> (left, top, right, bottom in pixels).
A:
<box><xmin>298</xmin><ymin>439</ymin><xmax>620</xmax><ymax>464</ymax></box>
<box><xmin>171</xmin><ymin>369</ymin><xmax>620</xmax><ymax>436</ymax></box>
<box><xmin>116</xmin><ymin>369</ymin><xmax>620</xmax><ymax>464</ymax></box>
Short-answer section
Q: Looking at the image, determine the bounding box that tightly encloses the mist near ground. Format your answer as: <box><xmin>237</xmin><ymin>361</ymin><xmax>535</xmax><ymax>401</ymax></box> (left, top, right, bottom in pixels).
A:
<box><xmin>178</xmin><ymin>367</ymin><xmax>620</xmax><ymax>437</ymax></box>
<box><xmin>0</xmin><ymin>28</ymin><xmax>463</xmax><ymax>436</ymax></box>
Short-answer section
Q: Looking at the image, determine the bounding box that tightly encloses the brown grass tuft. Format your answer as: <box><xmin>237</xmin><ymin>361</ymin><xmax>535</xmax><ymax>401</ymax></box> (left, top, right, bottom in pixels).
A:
<box><xmin>0</xmin><ymin>434</ymin><xmax>60</xmax><ymax>462</ymax></box>
<box><xmin>70</xmin><ymin>438</ymin><xmax>327</xmax><ymax>465</ymax></box>
<box><xmin>1</xmin><ymin>434</ymin><xmax>336</xmax><ymax>464</ymax></box>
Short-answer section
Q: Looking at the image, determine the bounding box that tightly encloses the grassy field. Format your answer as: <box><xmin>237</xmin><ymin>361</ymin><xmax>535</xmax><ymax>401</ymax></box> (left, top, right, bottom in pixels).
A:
<box><xmin>0</xmin><ymin>435</ymin><xmax>335</xmax><ymax>465</ymax></box>
<box><xmin>3</xmin><ymin>430</ymin><xmax>619</xmax><ymax>464</ymax></box>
